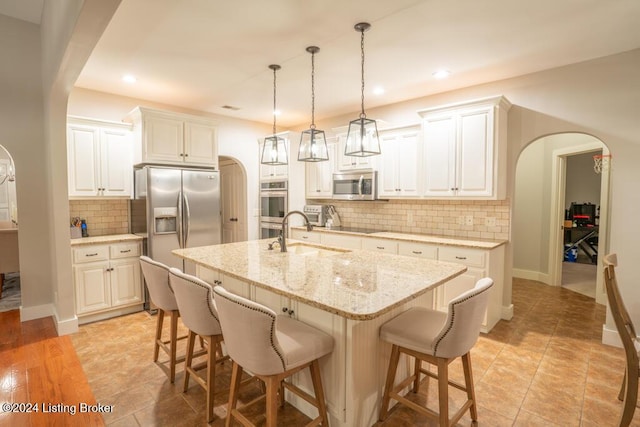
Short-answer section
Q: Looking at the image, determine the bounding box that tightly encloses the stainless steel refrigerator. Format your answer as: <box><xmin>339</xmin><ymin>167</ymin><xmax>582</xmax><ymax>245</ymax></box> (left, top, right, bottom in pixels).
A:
<box><xmin>131</xmin><ymin>165</ymin><xmax>221</xmax><ymax>276</ymax></box>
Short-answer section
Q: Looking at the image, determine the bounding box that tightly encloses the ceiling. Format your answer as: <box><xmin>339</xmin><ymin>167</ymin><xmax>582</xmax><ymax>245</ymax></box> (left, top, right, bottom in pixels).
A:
<box><xmin>3</xmin><ymin>0</ymin><xmax>640</xmax><ymax>127</ymax></box>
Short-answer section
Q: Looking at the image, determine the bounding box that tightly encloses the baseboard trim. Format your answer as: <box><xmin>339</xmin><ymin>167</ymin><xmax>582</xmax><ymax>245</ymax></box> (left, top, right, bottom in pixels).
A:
<box><xmin>602</xmin><ymin>324</ymin><xmax>623</xmax><ymax>348</ymax></box>
<box><xmin>501</xmin><ymin>304</ymin><xmax>514</xmax><ymax>320</ymax></box>
<box><xmin>512</xmin><ymin>268</ymin><xmax>552</xmax><ymax>286</ymax></box>
<box><xmin>55</xmin><ymin>314</ymin><xmax>79</xmax><ymax>336</ymax></box>
<box><xmin>20</xmin><ymin>303</ymin><xmax>54</xmax><ymax>322</ymax></box>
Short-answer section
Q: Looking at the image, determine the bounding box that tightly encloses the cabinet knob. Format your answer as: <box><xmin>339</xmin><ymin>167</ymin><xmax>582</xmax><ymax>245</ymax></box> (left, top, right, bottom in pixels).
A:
<box><xmin>213</xmin><ymin>279</ymin><xmax>222</xmax><ymax>285</ymax></box>
<box><xmin>179</xmin><ymin>153</ymin><xmax>184</xmax><ymax>157</ymax></box>
<box><xmin>184</xmin><ymin>153</ymin><xmax>188</xmax><ymax>157</ymax></box>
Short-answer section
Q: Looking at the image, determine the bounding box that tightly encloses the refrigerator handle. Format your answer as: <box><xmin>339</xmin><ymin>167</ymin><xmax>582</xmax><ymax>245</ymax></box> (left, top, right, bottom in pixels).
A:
<box><xmin>183</xmin><ymin>193</ymin><xmax>191</xmax><ymax>248</ymax></box>
<box><xmin>177</xmin><ymin>191</ymin><xmax>184</xmax><ymax>248</ymax></box>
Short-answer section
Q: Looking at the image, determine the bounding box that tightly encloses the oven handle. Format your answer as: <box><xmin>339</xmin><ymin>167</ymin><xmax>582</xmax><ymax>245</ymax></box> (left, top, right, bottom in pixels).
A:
<box><xmin>358</xmin><ymin>175</ymin><xmax>364</xmax><ymax>197</ymax></box>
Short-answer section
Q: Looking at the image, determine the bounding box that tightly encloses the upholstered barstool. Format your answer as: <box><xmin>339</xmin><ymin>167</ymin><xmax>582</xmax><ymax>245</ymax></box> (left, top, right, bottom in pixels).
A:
<box><xmin>169</xmin><ymin>268</ymin><xmax>227</xmax><ymax>423</ymax></box>
<box><xmin>379</xmin><ymin>278</ymin><xmax>493</xmax><ymax>426</ymax></box>
<box><xmin>139</xmin><ymin>256</ymin><xmax>192</xmax><ymax>383</ymax></box>
<box><xmin>603</xmin><ymin>253</ymin><xmax>639</xmax><ymax>427</ymax></box>
<box><xmin>212</xmin><ymin>285</ymin><xmax>334</xmax><ymax>427</ymax></box>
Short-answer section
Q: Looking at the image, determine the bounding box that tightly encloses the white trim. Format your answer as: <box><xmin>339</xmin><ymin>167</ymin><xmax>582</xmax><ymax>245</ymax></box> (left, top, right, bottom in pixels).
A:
<box><xmin>20</xmin><ymin>303</ymin><xmax>54</xmax><ymax>321</ymax></box>
<box><xmin>55</xmin><ymin>315</ymin><xmax>79</xmax><ymax>336</ymax></box>
<box><xmin>77</xmin><ymin>305</ymin><xmax>144</xmax><ymax>325</ymax></box>
<box><xmin>602</xmin><ymin>324</ymin><xmax>622</xmax><ymax>348</ymax></box>
<box><xmin>501</xmin><ymin>304</ymin><xmax>514</xmax><ymax>320</ymax></box>
<box><xmin>512</xmin><ymin>268</ymin><xmax>552</xmax><ymax>285</ymax></box>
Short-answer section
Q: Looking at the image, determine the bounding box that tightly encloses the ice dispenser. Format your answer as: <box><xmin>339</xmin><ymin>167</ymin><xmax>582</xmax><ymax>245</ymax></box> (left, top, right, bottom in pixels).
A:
<box><xmin>154</xmin><ymin>207</ymin><xmax>178</xmax><ymax>234</ymax></box>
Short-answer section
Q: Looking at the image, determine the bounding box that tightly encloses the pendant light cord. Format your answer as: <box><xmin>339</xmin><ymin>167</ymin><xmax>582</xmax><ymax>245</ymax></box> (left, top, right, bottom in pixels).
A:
<box><xmin>360</xmin><ymin>27</ymin><xmax>366</xmax><ymax>119</ymax></box>
<box><xmin>311</xmin><ymin>50</ymin><xmax>316</xmax><ymax>129</ymax></box>
<box><xmin>272</xmin><ymin>66</ymin><xmax>277</xmax><ymax>135</ymax></box>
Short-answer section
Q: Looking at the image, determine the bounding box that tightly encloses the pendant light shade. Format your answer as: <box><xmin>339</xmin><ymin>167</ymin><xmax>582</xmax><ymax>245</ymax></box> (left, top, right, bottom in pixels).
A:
<box><xmin>299</xmin><ymin>46</ymin><xmax>329</xmax><ymax>162</ymax></box>
<box><xmin>261</xmin><ymin>64</ymin><xmax>288</xmax><ymax>165</ymax></box>
<box><xmin>345</xmin><ymin>22</ymin><xmax>381</xmax><ymax>157</ymax></box>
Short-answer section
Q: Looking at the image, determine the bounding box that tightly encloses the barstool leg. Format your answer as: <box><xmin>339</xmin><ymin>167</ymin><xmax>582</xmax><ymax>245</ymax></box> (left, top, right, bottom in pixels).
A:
<box><xmin>310</xmin><ymin>359</ymin><xmax>329</xmax><ymax>426</ymax></box>
<box><xmin>154</xmin><ymin>310</ymin><xmax>165</xmax><ymax>362</ymax></box>
<box><xmin>413</xmin><ymin>357</ymin><xmax>422</xmax><ymax>392</ymax></box>
<box><xmin>379</xmin><ymin>344</ymin><xmax>401</xmax><ymax>421</ymax></box>
<box><xmin>226</xmin><ymin>362</ymin><xmax>243</xmax><ymax>427</ymax></box>
<box><xmin>265</xmin><ymin>376</ymin><xmax>279</xmax><ymax>427</ymax></box>
<box><xmin>169</xmin><ymin>310</ymin><xmax>179</xmax><ymax>383</ymax></box>
<box><xmin>183</xmin><ymin>330</ymin><xmax>196</xmax><ymax>392</ymax></box>
<box><xmin>462</xmin><ymin>352</ymin><xmax>478</xmax><ymax>421</ymax></box>
<box><xmin>206</xmin><ymin>336</ymin><xmax>216</xmax><ymax>423</ymax></box>
<box><xmin>437</xmin><ymin>358</ymin><xmax>449</xmax><ymax>426</ymax></box>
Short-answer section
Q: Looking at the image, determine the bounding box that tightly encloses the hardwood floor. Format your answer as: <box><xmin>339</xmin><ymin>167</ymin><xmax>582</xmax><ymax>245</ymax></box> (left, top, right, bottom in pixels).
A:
<box><xmin>0</xmin><ymin>310</ymin><xmax>103</xmax><ymax>427</ymax></box>
<box><xmin>3</xmin><ymin>279</ymin><xmax>640</xmax><ymax>426</ymax></box>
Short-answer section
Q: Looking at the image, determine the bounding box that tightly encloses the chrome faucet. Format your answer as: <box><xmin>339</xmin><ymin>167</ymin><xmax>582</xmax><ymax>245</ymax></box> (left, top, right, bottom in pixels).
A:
<box><xmin>279</xmin><ymin>210</ymin><xmax>313</xmax><ymax>252</ymax></box>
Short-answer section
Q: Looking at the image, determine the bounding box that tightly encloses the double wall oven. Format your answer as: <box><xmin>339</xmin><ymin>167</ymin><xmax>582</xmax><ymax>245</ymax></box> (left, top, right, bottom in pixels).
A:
<box><xmin>259</xmin><ymin>180</ymin><xmax>287</xmax><ymax>239</ymax></box>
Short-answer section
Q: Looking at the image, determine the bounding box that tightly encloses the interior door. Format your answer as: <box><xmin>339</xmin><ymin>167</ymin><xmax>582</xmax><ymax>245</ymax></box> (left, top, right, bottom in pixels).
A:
<box><xmin>221</xmin><ymin>162</ymin><xmax>244</xmax><ymax>243</ymax></box>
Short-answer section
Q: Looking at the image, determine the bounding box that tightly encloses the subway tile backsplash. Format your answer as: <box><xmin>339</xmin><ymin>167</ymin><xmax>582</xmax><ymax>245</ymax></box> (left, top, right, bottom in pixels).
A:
<box><xmin>69</xmin><ymin>199</ymin><xmax>129</xmax><ymax>237</ymax></box>
<box><xmin>325</xmin><ymin>199</ymin><xmax>510</xmax><ymax>240</ymax></box>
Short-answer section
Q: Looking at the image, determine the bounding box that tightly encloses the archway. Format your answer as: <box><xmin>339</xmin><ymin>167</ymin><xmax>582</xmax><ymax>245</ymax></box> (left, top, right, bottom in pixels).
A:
<box><xmin>0</xmin><ymin>144</ymin><xmax>20</xmax><ymax>310</ymax></box>
<box><xmin>512</xmin><ymin>133</ymin><xmax>610</xmax><ymax>305</ymax></box>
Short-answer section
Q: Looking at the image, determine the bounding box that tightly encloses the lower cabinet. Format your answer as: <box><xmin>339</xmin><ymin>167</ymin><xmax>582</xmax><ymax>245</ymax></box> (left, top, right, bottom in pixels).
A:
<box><xmin>73</xmin><ymin>241</ymin><xmax>143</xmax><ymax>323</ymax></box>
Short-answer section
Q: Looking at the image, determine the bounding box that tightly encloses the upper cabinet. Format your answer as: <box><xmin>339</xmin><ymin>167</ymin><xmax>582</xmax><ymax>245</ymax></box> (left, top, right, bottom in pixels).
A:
<box><xmin>336</xmin><ymin>133</ymin><xmax>377</xmax><ymax>171</ymax></box>
<box><xmin>67</xmin><ymin>117</ymin><xmax>133</xmax><ymax>198</ymax></box>
<box><xmin>125</xmin><ymin>107</ymin><xmax>218</xmax><ymax>169</ymax></box>
<box><xmin>418</xmin><ymin>96</ymin><xmax>511</xmax><ymax>199</ymax></box>
<box><xmin>305</xmin><ymin>142</ymin><xmax>336</xmax><ymax>199</ymax></box>
<box><xmin>378</xmin><ymin>125</ymin><xmax>421</xmax><ymax>198</ymax></box>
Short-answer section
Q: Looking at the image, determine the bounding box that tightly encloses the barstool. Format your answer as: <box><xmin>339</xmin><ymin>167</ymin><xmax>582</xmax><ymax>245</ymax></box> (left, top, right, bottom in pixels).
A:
<box><xmin>139</xmin><ymin>256</ymin><xmax>191</xmax><ymax>383</ymax></box>
<box><xmin>379</xmin><ymin>278</ymin><xmax>493</xmax><ymax>426</ymax></box>
<box><xmin>212</xmin><ymin>284</ymin><xmax>334</xmax><ymax>427</ymax></box>
<box><xmin>169</xmin><ymin>268</ymin><xmax>227</xmax><ymax>423</ymax></box>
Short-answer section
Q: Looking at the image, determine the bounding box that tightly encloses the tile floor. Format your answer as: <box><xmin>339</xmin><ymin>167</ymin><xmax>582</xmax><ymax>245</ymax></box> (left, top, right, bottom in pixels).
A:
<box><xmin>70</xmin><ymin>278</ymin><xmax>640</xmax><ymax>426</ymax></box>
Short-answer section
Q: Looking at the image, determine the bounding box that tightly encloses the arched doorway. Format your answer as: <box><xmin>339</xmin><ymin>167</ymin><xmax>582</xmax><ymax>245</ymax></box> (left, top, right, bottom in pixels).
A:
<box><xmin>0</xmin><ymin>144</ymin><xmax>20</xmax><ymax>310</ymax></box>
<box><xmin>513</xmin><ymin>133</ymin><xmax>610</xmax><ymax>305</ymax></box>
<box><xmin>219</xmin><ymin>156</ymin><xmax>248</xmax><ymax>243</ymax></box>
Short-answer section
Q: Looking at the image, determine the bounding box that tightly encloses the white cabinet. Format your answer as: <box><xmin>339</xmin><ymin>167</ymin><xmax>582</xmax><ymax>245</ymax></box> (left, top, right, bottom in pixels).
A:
<box><xmin>397</xmin><ymin>241</ymin><xmax>438</xmax><ymax>259</ymax></box>
<box><xmin>378</xmin><ymin>125</ymin><xmax>420</xmax><ymax>198</ymax></box>
<box><xmin>305</xmin><ymin>142</ymin><xmax>336</xmax><ymax>199</ymax></box>
<box><xmin>435</xmin><ymin>245</ymin><xmax>504</xmax><ymax>332</ymax></box>
<box><xmin>72</xmin><ymin>241</ymin><xmax>143</xmax><ymax>323</ymax></box>
<box><xmin>291</xmin><ymin>229</ymin><xmax>322</xmax><ymax>243</ymax></box>
<box><xmin>320</xmin><ymin>233</ymin><xmax>361</xmax><ymax>250</ymax></box>
<box><xmin>361</xmin><ymin>238</ymin><xmax>398</xmax><ymax>254</ymax></box>
<box><xmin>336</xmin><ymin>134</ymin><xmax>376</xmax><ymax>171</ymax></box>
<box><xmin>126</xmin><ymin>107</ymin><xmax>218</xmax><ymax>168</ymax></box>
<box><xmin>419</xmin><ymin>96</ymin><xmax>510</xmax><ymax>199</ymax></box>
<box><xmin>67</xmin><ymin>118</ymin><xmax>133</xmax><ymax>198</ymax></box>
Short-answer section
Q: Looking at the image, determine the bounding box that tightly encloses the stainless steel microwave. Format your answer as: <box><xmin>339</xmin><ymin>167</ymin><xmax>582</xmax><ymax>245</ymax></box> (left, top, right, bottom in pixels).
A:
<box><xmin>332</xmin><ymin>170</ymin><xmax>377</xmax><ymax>201</ymax></box>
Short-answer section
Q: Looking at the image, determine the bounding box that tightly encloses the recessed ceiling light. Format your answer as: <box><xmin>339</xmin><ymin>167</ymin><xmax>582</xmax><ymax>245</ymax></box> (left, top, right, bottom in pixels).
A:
<box><xmin>432</xmin><ymin>70</ymin><xmax>451</xmax><ymax>79</ymax></box>
<box><xmin>373</xmin><ymin>86</ymin><xmax>385</xmax><ymax>95</ymax></box>
<box><xmin>122</xmin><ymin>74</ymin><xmax>137</xmax><ymax>84</ymax></box>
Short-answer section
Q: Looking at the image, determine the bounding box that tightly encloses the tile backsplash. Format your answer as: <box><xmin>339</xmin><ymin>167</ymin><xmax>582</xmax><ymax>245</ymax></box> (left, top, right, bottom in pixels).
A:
<box><xmin>69</xmin><ymin>200</ymin><xmax>129</xmax><ymax>237</ymax></box>
<box><xmin>326</xmin><ymin>199</ymin><xmax>510</xmax><ymax>240</ymax></box>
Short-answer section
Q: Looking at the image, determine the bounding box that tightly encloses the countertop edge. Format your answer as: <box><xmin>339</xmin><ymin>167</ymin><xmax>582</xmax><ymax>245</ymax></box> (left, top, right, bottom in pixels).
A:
<box><xmin>70</xmin><ymin>234</ymin><xmax>144</xmax><ymax>246</ymax></box>
<box><xmin>292</xmin><ymin>226</ymin><xmax>507</xmax><ymax>249</ymax></box>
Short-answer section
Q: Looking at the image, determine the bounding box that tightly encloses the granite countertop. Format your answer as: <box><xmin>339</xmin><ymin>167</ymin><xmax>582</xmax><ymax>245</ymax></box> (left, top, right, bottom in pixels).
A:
<box><xmin>172</xmin><ymin>239</ymin><xmax>466</xmax><ymax>321</ymax></box>
<box><xmin>292</xmin><ymin>226</ymin><xmax>507</xmax><ymax>249</ymax></box>
<box><xmin>70</xmin><ymin>233</ymin><xmax>144</xmax><ymax>246</ymax></box>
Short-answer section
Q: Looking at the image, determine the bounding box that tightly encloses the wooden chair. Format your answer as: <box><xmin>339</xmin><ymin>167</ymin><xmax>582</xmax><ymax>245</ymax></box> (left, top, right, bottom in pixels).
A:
<box><xmin>212</xmin><ymin>284</ymin><xmax>334</xmax><ymax>427</ymax></box>
<box><xmin>603</xmin><ymin>253</ymin><xmax>639</xmax><ymax>427</ymax></box>
<box><xmin>139</xmin><ymin>256</ymin><xmax>204</xmax><ymax>383</ymax></box>
<box><xmin>169</xmin><ymin>268</ymin><xmax>228</xmax><ymax>423</ymax></box>
<box><xmin>378</xmin><ymin>278</ymin><xmax>494</xmax><ymax>426</ymax></box>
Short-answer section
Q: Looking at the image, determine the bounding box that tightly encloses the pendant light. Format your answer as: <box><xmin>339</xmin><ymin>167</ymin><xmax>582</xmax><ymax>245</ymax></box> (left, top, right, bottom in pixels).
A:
<box><xmin>345</xmin><ymin>22</ymin><xmax>381</xmax><ymax>157</ymax></box>
<box><xmin>298</xmin><ymin>46</ymin><xmax>329</xmax><ymax>162</ymax></box>
<box><xmin>261</xmin><ymin>64</ymin><xmax>288</xmax><ymax>165</ymax></box>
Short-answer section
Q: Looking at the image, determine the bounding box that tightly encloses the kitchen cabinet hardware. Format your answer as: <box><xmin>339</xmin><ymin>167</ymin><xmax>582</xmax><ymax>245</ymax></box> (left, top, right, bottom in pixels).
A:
<box><xmin>86</xmin><ymin>253</ymin><xmax>98</xmax><ymax>257</ymax></box>
<box><xmin>213</xmin><ymin>279</ymin><xmax>222</xmax><ymax>285</ymax></box>
<box><xmin>412</xmin><ymin>250</ymin><xmax>422</xmax><ymax>254</ymax></box>
<box><xmin>120</xmin><ymin>249</ymin><xmax>131</xmax><ymax>253</ymax></box>
<box><xmin>377</xmin><ymin>246</ymin><xmax>385</xmax><ymax>250</ymax></box>
<box><xmin>281</xmin><ymin>307</ymin><xmax>295</xmax><ymax>317</ymax></box>
<box><xmin>455</xmin><ymin>256</ymin><xmax>467</xmax><ymax>260</ymax></box>
<box><xmin>301</xmin><ymin>236</ymin><xmax>309</xmax><ymax>239</ymax></box>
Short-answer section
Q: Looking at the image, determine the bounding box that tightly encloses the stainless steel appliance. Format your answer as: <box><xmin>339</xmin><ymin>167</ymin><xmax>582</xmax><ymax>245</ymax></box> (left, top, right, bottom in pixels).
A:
<box><xmin>131</xmin><ymin>165</ymin><xmax>221</xmax><ymax>275</ymax></box>
<box><xmin>260</xmin><ymin>221</ymin><xmax>282</xmax><ymax>239</ymax></box>
<box><xmin>332</xmin><ymin>170</ymin><xmax>378</xmax><ymax>201</ymax></box>
<box><xmin>303</xmin><ymin>205</ymin><xmax>327</xmax><ymax>227</ymax></box>
<box><xmin>260</xmin><ymin>180</ymin><xmax>288</xmax><ymax>223</ymax></box>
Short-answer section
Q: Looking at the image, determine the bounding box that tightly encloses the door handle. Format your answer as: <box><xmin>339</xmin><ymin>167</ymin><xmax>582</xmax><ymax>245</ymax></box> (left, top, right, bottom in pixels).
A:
<box><xmin>177</xmin><ymin>192</ymin><xmax>184</xmax><ymax>248</ymax></box>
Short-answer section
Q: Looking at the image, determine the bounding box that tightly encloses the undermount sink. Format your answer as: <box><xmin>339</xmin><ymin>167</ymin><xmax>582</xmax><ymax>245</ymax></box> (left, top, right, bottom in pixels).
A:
<box><xmin>287</xmin><ymin>243</ymin><xmax>347</xmax><ymax>257</ymax></box>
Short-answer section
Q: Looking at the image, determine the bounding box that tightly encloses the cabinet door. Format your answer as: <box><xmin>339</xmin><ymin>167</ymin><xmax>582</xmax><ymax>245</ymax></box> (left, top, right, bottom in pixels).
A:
<box><xmin>110</xmin><ymin>258</ymin><xmax>143</xmax><ymax>307</ymax></box>
<box><xmin>253</xmin><ymin>286</ymin><xmax>290</xmax><ymax>314</ymax></box>
<box><xmin>290</xmin><ymin>229</ymin><xmax>321</xmax><ymax>244</ymax></box>
<box><xmin>75</xmin><ymin>261</ymin><xmax>111</xmax><ymax>314</ymax></box>
<box><xmin>378</xmin><ymin>133</ymin><xmax>399</xmax><ymax>197</ymax></box>
<box><xmin>144</xmin><ymin>116</ymin><xmax>184</xmax><ymax>163</ymax></box>
<box><xmin>184</xmin><ymin>122</ymin><xmax>218</xmax><ymax>167</ymax></box>
<box><xmin>100</xmin><ymin>128</ymin><xmax>132</xmax><ymax>197</ymax></box>
<box><xmin>305</xmin><ymin>143</ymin><xmax>335</xmax><ymax>198</ymax></box>
<box><xmin>435</xmin><ymin>266</ymin><xmax>485</xmax><ymax>315</ymax></box>
<box><xmin>320</xmin><ymin>233</ymin><xmax>361</xmax><ymax>250</ymax></box>
<box><xmin>423</xmin><ymin>113</ymin><xmax>457</xmax><ymax>197</ymax></box>
<box><xmin>361</xmin><ymin>238</ymin><xmax>398</xmax><ymax>254</ymax></box>
<box><xmin>378</xmin><ymin>129</ymin><xmax>420</xmax><ymax>198</ymax></box>
<box><xmin>337</xmin><ymin>135</ymin><xmax>374</xmax><ymax>171</ymax></box>
<box><xmin>67</xmin><ymin>124</ymin><xmax>100</xmax><ymax>197</ymax></box>
<box><xmin>456</xmin><ymin>106</ymin><xmax>493</xmax><ymax>197</ymax></box>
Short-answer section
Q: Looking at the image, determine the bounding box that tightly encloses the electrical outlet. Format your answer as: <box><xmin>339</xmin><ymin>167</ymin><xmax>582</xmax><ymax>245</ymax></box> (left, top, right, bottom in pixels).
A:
<box><xmin>485</xmin><ymin>217</ymin><xmax>497</xmax><ymax>227</ymax></box>
<box><xmin>465</xmin><ymin>215</ymin><xmax>474</xmax><ymax>226</ymax></box>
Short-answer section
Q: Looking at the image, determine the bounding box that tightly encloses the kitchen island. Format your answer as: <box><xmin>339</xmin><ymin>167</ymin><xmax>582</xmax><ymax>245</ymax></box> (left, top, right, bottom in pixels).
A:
<box><xmin>173</xmin><ymin>239</ymin><xmax>466</xmax><ymax>426</ymax></box>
